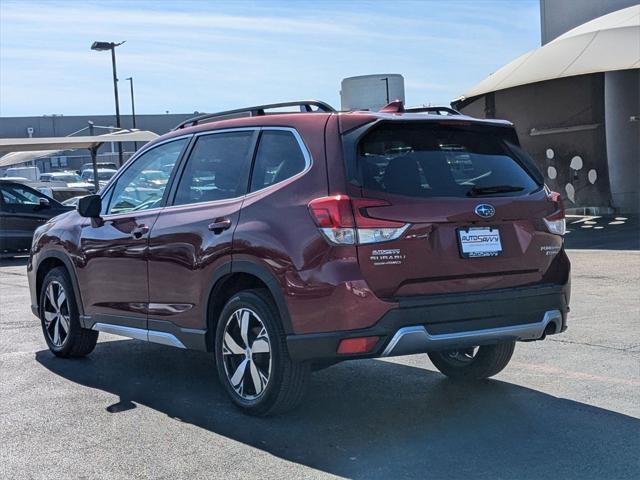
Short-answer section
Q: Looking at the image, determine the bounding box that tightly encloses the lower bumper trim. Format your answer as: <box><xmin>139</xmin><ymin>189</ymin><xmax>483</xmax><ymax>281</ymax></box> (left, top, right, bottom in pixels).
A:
<box><xmin>381</xmin><ymin>310</ymin><xmax>562</xmax><ymax>357</ymax></box>
<box><xmin>287</xmin><ymin>283</ymin><xmax>569</xmax><ymax>362</ymax></box>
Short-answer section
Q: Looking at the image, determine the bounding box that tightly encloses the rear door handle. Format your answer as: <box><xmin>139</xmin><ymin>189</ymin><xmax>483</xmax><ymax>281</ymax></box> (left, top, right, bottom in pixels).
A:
<box><xmin>131</xmin><ymin>224</ymin><xmax>149</xmax><ymax>239</ymax></box>
<box><xmin>208</xmin><ymin>218</ymin><xmax>232</xmax><ymax>234</ymax></box>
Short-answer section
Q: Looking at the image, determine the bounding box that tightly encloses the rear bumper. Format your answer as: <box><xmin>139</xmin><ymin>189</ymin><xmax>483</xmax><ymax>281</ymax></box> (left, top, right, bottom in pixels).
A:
<box><xmin>286</xmin><ymin>282</ymin><xmax>570</xmax><ymax>361</ymax></box>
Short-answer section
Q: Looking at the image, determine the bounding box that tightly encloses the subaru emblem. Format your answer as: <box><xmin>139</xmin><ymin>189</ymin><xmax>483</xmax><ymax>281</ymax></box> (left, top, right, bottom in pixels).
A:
<box><xmin>475</xmin><ymin>204</ymin><xmax>495</xmax><ymax>218</ymax></box>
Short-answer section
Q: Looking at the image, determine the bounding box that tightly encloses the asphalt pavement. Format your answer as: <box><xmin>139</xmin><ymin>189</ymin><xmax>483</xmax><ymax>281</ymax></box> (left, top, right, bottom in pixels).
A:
<box><xmin>1</xmin><ymin>244</ymin><xmax>639</xmax><ymax>479</ymax></box>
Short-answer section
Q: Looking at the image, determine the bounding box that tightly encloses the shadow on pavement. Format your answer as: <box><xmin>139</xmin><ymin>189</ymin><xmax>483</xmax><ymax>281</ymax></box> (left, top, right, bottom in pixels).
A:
<box><xmin>565</xmin><ymin>215</ymin><xmax>639</xmax><ymax>250</ymax></box>
<box><xmin>0</xmin><ymin>256</ymin><xmax>29</xmax><ymax>267</ymax></box>
<box><xmin>36</xmin><ymin>340</ymin><xmax>639</xmax><ymax>479</ymax></box>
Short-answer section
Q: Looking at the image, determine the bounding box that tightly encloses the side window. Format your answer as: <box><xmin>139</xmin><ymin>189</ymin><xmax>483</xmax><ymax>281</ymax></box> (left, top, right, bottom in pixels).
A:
<box><xmin>250</xmin><ymin>130</ymin><xmax>306</xmax><ymax>192</ymax></box>
<box><xmin>173</xmin><ymin>131</ymin><xmax>254</xmax><ymax>205</ymax></box>
<box><xmin>99</xmin><ymin>188</ymin><xmax>114</xmax><ymax>216</ymax></box>
<box><xmin>1</xmin><ymin>185</ymin><xmax>44</xmax><ymax>205</ymax></box>
<box><xmin>107</xmin><ymin>138</ymin><xmax>187</xmax><ymax>215</ymax></box>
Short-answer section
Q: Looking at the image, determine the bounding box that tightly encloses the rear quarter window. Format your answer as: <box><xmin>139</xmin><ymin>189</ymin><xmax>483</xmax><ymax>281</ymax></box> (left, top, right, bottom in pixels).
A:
<box><xmin>249</xmin><ymin>130</ymin><xmax>307</xmax><ymax>192</ymax></box>
<box><xmin>354</xmin><ymin>123</ymin><xmax>540</xmax><ymax>198</ymax></box>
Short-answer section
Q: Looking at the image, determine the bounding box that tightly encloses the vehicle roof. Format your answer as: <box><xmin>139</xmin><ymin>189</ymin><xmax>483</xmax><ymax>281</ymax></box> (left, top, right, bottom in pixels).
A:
<box><xmin>0</xmin><ymin>179</ymin><xmax>48</xmax><ymax>190</ymax></box>
<box><xmin>146</xmin><ymin>109</ymin><xmax>514</xmax><ymax>149</ymax></box>
<box><xmin>1</xmin><ymin>176</ymin><xmax>30</xmax><ymax>181</ymax></box>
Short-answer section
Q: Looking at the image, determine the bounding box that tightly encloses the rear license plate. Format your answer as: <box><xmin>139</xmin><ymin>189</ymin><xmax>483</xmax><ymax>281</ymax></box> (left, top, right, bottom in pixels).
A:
<box><xmin>458</xmin><ymin>227</ymin><xmax>502</xmax><ymax>258</ymax></box>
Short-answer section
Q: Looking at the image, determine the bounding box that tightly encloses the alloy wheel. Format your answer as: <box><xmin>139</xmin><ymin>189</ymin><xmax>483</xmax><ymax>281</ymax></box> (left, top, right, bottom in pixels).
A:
<box><xmin>221</xmin><ymin>308</ymin><xmax>272</xmax><ymax>400</ymax></box>
<box><xmin>43</xmin><ymin>281</ymin><xmax>70</xmax><ymax>348</ymax></box>
<box><xmin>446</xmin><ymin>347</ymin><xmax>478</xmax><ymax>364</ymax></box>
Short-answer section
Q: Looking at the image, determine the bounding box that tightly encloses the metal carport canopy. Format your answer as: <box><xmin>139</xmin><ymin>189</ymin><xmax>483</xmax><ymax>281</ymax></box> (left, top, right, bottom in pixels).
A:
<box><xmin>0</xmin><ymin>130</ymin><xmax>159</xmax><ymax>167</ymax></box>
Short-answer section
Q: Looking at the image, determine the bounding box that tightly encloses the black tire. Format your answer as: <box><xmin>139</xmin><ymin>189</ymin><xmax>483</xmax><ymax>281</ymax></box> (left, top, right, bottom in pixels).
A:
<box><xmin>214</xmin><ymin>289</ymin><xmax>310</xmax><ymax>416</ymax></box>
<box><xmin>39</xmin><ymin>267</ymin><xmax>98</xmax><ymax>358</ymax></box>
<box><xmin>428</xmin><ymin>341</ymin><xmax>516</xmax><ymax>380</ymax></box>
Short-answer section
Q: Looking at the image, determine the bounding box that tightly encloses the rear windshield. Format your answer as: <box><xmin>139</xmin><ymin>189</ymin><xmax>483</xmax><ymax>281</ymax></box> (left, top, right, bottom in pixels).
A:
<box><xmin>353</xmin><ymin>123</ymin><xmax>540</xmax><ymax>198</ymax></box>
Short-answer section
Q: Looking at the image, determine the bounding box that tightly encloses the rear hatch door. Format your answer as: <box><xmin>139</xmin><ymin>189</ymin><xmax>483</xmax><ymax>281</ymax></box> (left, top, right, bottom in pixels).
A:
<box><xmin>345</xmin><ymin>121</ymin><xmax>561</xmax><ymax>298</ymax></box>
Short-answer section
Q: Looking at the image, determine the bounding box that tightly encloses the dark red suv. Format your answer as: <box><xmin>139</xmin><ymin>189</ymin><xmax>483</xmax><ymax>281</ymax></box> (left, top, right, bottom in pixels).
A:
<box><xmin>28</xmin><ymin>100</ymin><xmax>570</xmax><ymax>415</ymax></box>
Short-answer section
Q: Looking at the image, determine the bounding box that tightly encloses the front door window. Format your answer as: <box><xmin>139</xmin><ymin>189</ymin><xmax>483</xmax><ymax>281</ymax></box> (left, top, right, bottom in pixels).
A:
<box><xmin>107</xmin><ymin>138</ymin><xmax>188</xmax><ymax>215</ymax></box>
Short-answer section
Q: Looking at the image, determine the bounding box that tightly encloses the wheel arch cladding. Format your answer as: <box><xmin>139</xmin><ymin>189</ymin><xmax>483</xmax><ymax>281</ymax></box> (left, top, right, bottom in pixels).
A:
<box><xmin>36</xmin><ymin>252</ymin><xmax>84</xmax><ymax>316</ymax></box>
<box><xmin>205</xmin><ymin>260</ymin><xmax>293</xmax><ymax>351</ymax></box>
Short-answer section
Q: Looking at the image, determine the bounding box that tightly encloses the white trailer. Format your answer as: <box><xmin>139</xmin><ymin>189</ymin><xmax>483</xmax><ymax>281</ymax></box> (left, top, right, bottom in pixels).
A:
<box><xmin>340</xmin><ymin>74</ymin><xmax>405</xmax><ymax>111</ymax></box>
<box><xmin>5</xmin><ymin>166</ymin><xmax>40</xmax><ymax>181</ymax></box>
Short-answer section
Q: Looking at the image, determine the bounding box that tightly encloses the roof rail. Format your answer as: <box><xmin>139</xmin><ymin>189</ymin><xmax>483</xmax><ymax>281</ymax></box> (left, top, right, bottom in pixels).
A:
<box><xmin>174</xmin><ymin>100</ymin><xmax>336</xmax><ymax>130</ymax></box>
<box><xmin>404</xmin><ymin>106</ymin><xmax>462</xmax><ymax>116</ymax></box>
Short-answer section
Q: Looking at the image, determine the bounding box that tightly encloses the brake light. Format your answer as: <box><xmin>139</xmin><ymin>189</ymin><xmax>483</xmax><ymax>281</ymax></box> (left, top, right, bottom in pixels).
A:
<box><xmin>308</xmin><ymin>195</ymin><xmax>356</xmax><ymax>245</ymax></box>
<box><xmin>308</xmin><ymin>195</ymin><xmax>410</xmax><ymax>245</ymax></box>
<box><xmin>544</xmin><ymin>188</ymin><xmax>566</xmax><ymax>235</ymax></box>
<box><xmin>307</xmin><ymin>195</ymin><xmax>354</xmax><ymax>228</ymax></box>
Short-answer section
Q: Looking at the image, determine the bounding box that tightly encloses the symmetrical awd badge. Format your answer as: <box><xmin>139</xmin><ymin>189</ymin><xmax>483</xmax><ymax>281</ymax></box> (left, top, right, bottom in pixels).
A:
<box><xmin>474</xmin><ymin>204</ymin><xmax>496</xmax><ymax>218</ymax></box>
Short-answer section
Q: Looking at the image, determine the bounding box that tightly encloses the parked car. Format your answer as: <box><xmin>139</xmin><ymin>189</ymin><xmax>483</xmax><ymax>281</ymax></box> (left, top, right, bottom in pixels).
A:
<box><xmin>62</xmin><ymin>195</ymin><xmax>86</xmax><ymax>207</ymax></box>
<box><xmin>0</xmin><ymin>180</ymin><xmax>73</xmax><ymax>256</ymax></box>
<box><xmin>140</xmin><ymin>169</ymin><xmax>170</xmax><ymax>187</ymax></box>
<box><xmin>27</xmin><ymin>100</ymin><xmax>570</xmax><ymax>415</ymax></box>
<box><xmin>5</xmin><ymin>166</ymin><xmax>40</xmax><ymax>181</ymax></box>
<box><xmin>80</xmin><ymin>161</ymin><xmax>118</xmax><ymax>172</ymax></box>
<box><xmin>80</xmin><ymin>168</ymin><xmax>118</xmax><ymax>191</ymax></box>
<box><xmin>1</xmin><ymin>176</ymin><xmax>31</xmax><ymax>183</ymax></box>
<box><xmin>36</xmin><ymin>186</ymin><xmax>92</xmax><ymax>204</ymax></box>
<box><xmin>39</xmin><ymin>171</ymin><xmax>94</xmax><ymax>189</ymax></box>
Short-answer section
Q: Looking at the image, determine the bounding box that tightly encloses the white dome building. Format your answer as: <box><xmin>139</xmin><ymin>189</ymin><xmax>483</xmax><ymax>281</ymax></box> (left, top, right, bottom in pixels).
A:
<box><xmin>453</xmin><ymin>4</ymin><xmax>639</xmax><ymax>213</ymax></box>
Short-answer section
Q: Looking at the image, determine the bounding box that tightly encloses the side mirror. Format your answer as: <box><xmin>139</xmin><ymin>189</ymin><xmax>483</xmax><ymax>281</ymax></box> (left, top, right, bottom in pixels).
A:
<box><xmin>36</xmin><ymin>197</ymin><xmax>50</xmax><ymax>209</ymax></box>
<box><xmin>77</xmin><ymin>194</ymin><xmax>102</xmax><ymax>218</ymax></box>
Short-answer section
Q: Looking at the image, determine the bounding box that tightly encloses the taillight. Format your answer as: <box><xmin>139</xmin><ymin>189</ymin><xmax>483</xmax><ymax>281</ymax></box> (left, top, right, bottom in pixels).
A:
<box><xmin>308</xmin><ymin>195</ymin><xmax>356</xmax><ymax>245</ymax></box>
<box><xmin>544</xmin><ymin>188</ymin><xmax>566</xmax><ymax>235</ymax></box>
<box><xmin>308</xmin><ymin>195</ymin><xmax>410</xmax><ymax>245</ymax></box>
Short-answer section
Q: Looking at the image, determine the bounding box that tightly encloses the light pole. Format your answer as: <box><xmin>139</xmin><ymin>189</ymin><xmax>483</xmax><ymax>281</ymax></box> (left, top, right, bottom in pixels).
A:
<box><xmin>125</xmin><ymin>77</ymin><xmax>138</xmax><ymax>151</ymax></box>
<box><xmin>91</xmin><ymin>40</ymin><xmax>125</xmax><ymax>166</ymax></box>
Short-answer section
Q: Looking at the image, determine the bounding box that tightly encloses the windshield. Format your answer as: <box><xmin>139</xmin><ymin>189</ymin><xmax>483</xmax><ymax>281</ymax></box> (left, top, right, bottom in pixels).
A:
<box><xmin>354</xmin><ymin>123</ymin><xmax>540</xmax><ymax>198</ymax></box>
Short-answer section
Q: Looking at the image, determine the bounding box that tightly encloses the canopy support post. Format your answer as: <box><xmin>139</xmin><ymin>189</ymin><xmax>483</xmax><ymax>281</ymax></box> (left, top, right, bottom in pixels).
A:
<box><xmin>88</xmin><ymin>122</ymin><xmax>100</xmax><ymax>192</ymax></box>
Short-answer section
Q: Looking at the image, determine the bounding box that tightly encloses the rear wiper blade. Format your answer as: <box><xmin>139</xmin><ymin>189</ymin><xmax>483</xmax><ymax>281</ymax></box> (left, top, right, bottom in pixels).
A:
<box><xmin>466</xmin><ymin>185</ymin><xmax>524</xmax><ymax>196</ymax></box>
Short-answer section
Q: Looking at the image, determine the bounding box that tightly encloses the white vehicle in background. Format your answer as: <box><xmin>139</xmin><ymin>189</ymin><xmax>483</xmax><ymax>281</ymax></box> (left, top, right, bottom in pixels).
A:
<box><xmin>80</xmin><ymin>161</ymin><xmax>118</xmax><ymax>172</ymax></box>
<box><xmin>80</xmin><ymin>168</ymin><xmax>117</xmax><ymax>182</ymax></box>
<box><xmin>5</xmin><ymin>166</ymin><xmax>40</xmax><ymax>181</ymax></box>
<box><xmin>39</xmin><ymin>171</ymin><xmax>94</xmax><ymax>190</ymax></box>
<box><xmin>80</xmin><ymin>168</ymin><xmax>118</xmax><ymax>192</ymax></box>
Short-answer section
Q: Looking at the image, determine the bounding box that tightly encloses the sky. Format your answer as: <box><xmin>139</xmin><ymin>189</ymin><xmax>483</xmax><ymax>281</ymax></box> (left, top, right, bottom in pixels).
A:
<box><xmin>0</xmin><ymin>0</ymin><xmax>541</xmax><ymax>117</ymax></box>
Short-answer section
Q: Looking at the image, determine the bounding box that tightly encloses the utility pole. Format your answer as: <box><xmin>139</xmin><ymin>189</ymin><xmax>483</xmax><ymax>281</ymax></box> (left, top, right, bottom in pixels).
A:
<box><xmin>126</xmin><ymin>77</ymin><xmax>138</xmax><ymax>150</ymax></box>
<box><xmin>91</xmin><ymin>41</ymin><xmax>125</xmax><ymax>166</ymax></box>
